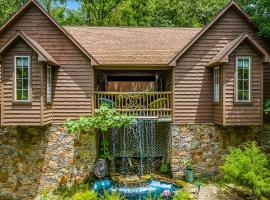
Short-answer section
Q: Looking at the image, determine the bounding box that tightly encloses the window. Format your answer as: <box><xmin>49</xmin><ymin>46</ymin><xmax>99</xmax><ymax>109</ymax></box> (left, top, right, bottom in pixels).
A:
<box><xmin>213</xmin><ymin>66</ymin><xmax>220</xmax><ymax>102</ymax></box>
<box><xmin>236</xmin><ymin>57</ymin><xmax>251</xmax><ymax>102</ymax></box>
<box><xmin>14</xmin><ymin>56</ymin><xmax>30</xmax><ymax>101</ymax></box>
<box><xmin>47</xmin><ymin>66</ymin><xmax>52</xmax><ymax>102</ymax></box>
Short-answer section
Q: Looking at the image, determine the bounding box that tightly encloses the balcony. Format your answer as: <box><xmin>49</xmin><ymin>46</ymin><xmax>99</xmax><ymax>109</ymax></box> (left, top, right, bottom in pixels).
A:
<box><xmin>94</xmin><ymin>91</ymin><xmax>172</xmax><ymax>119</ymax></box>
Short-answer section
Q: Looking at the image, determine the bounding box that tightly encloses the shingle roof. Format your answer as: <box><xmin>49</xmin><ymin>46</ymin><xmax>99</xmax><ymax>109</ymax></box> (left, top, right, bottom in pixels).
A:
<box><xmin>64</xmin><ymin>26</ymin><xmax>201</xmax><ymax>65</ymax></box>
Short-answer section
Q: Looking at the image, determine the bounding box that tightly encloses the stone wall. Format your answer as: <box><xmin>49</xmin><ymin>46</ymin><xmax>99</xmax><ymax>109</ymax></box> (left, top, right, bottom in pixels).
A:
<box><xmin>0</xmin><ymin>125</ymin><xmax>97</xmax><ymax>200</ymax></box>
<box><xmin>171</xmin><ymin>124</ymin><xmax>270</xmax><ymax>178</ymax></box>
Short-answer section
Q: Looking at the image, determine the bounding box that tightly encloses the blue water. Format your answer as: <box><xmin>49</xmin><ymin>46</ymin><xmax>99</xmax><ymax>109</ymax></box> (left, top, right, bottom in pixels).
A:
<box><xmin>93</xmin><ymin>179</ymin><xmax>180</xmax><ymax>200</ymax></box>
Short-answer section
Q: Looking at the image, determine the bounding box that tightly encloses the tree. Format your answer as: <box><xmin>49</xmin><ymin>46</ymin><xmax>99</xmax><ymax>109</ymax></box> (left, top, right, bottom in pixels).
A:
<box><xmin>111</xmin><ymin>0</ymin><xmax>155</xmax><ymax>26</ymax></box>
<box><xmin>76</xmin><ymin>0</ymin><xmax>124</xmax><ymax>26</ymax></box>
<box><xmin>237</xmin><ymin>0</ymin><xmax>270</xmax><ymax>37</ymax></box>
<box><xmin>0</xmin><ymin>0</ymin><xmax>27</xmax><ymax>25</ymax></box>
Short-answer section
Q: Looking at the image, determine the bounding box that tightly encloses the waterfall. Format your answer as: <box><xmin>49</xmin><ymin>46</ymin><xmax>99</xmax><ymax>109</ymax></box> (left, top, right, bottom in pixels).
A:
<box><xmin>110</xmin><ymin>119</ymin><xmax>157</xmax><ymax>175</ymax></box>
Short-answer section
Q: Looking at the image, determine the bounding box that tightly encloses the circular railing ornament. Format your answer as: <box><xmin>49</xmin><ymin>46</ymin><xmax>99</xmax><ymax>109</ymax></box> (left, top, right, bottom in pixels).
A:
<box><xmin>94</xmin><ymin>159</ymin><xmax>107</xmax><ymax>178</ymax></box>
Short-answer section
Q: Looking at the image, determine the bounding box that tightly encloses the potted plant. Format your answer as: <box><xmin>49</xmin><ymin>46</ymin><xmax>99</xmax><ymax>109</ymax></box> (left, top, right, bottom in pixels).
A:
<box><xmin>183</xmin><ymin>157</ymin><xmax>194</xmax><ymax>183</ymax></box>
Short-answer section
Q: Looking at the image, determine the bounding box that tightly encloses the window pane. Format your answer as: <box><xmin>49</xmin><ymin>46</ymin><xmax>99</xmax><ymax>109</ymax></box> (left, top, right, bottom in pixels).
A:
<box><xmin>238</xmin><ymin>80</ymin><xmax>243</xmax><ymax>90</ymax></box>
<box><xmin>16</xmin><ymin>79</ymin><xmax>22</xmax><ymax>89</ymax></box>
<box><xmin>15</xmin><ymin>57</ymin><xmax>30</xmax><ymax>101</ymax></box>
<box><xmin>236</xmin><ymin>57</ymin><xmax>250</xmax><ymax>102</ymax></box>
<box><xmin>243</xmin><ymin>91</ymin><xmax>249</xmax><ymax>100</ymax></box>
<box><xmin>47</xmin><ymin>66</ymin><xmax>52</xmax><ymax>102</ymax></box>
<box><xmin>16</xmin><ymin>67</ymin><xmax>22</xmax><ymax>79</ymax></box>
<box><xmin>244</xmin><ymin>79</ymin><xmax>249</xmax><ymax>90</ymax></box>
<box><xmin>238</xmin><ymin>68</ymin><xmax>243</xmax><ymax>79</ymax></box>
<box><xmin>213</xmin><ymin>67</ymin><xmax>219</xmax><ymax>102</ymax></box>
<box><xmin>238</xmin><ymin>91</ymin><xmax>243</xmax><ymax>100</ymax></box>
<box><xmin>243</xmin><ymin>68</ymin><xmax>249</xmax><ymax>79</ymax></box>
<box><xmin>16</xmin><ymin>57</ymin><xmax>22</xmax><ymax>67</ymax></box>
<box><xmin>17</xmin><ymin>90</ymin><xmax>22</xmax><ymax>100</ymax></box>
<box><xmin>238</xmin><ymin>59</ymin><xmax>243</xmax><ymax>68</ymax></box>
<box><xmin>22</xmin><ymin>67</ymin><xmax>28</xmax><ymax>78</ymax></box>
<box><xmin>22</xmin><ymin>90</ymin><xmax>28</xmax><ymax>100</ymax></box>
<box><xmin>23</xmin><ymin>79</ymin><xmax>28</xmax><ymax>90</ymax></box>
<box><xmin>23</xmin><ymin>57</ymin><xmax>28</xmax><ymax>67</ymax></box>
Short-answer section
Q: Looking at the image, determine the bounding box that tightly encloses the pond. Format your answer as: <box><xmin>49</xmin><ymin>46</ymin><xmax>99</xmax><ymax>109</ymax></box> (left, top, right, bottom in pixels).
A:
<box><xmin>93</xmin><ymin>179</ymin><xmax>180</xmax><ymax>200</ymax></box>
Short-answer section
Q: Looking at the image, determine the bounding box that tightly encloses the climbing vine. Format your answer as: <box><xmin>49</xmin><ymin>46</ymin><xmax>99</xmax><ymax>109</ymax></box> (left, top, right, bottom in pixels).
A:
<box><xmin>66</xmin><ymin>105</ymin><xmax>136</xmax><ymax>159</ymax></box>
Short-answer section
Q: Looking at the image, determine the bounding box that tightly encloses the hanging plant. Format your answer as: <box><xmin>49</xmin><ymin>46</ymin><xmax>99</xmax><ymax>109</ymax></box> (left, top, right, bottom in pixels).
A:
<box><xmin>66</xmin><ymin>105</ymin><xmax>136</xmax><ymax>160</ymax></box>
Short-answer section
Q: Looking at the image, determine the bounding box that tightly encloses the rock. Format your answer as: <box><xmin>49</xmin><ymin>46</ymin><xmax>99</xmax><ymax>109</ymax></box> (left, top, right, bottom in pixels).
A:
<box><xmin>48</xmin><ymin>160</ymin><xmax>58</xmax><ymax>169</ymax></box>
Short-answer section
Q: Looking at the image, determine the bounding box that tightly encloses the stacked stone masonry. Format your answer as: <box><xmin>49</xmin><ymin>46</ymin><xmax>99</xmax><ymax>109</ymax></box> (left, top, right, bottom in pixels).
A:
<box><xmin>0</xmin><ymin>125</ymin><xmax>97</xmax><ymax>200</ymax></box>
<box><xmin>171</xmin><ymin>124</ymin><xmax>270</xmax><ymax>178</ymax></box>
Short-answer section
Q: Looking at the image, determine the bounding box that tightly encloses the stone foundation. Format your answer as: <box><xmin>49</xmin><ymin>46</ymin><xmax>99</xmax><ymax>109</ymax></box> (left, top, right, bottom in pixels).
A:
<box><xmin>171</xmin><ymin>124</ymin><xmax>270</xmax><ymax>178</ymax></box>
<box><xmin>0</xmin><ymin>125</ymin><xmax>97</xmax><ymax>200</ymax></box>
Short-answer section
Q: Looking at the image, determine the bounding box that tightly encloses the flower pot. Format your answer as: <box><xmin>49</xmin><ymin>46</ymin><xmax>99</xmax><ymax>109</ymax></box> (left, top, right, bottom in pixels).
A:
<box><xmin>184</xmin><ymin>168</ymin><xmax>194</xmax><ymax>183</ymax></box>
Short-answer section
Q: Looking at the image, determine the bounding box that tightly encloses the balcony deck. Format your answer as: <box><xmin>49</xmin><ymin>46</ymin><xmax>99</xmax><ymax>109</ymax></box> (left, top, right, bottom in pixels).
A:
<box><xmin>94</xmin><ymin>91</ymin><xmax>172</xmax><ymax>119</ymax></box>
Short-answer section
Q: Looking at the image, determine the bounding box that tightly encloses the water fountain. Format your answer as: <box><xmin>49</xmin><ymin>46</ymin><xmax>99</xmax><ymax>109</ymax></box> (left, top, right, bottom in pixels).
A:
<box><xmin>92</xmin><ymin>120</ymin><xmax>180</xmax><ymax>199</ymax></box>
<box><xmin>110</xmin><ymin>119</ymin><xmax>158</xmax><ymax>175</ymax></box>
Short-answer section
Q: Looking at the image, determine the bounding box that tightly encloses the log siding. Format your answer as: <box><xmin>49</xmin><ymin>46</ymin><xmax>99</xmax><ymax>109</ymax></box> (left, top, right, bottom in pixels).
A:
<box><xmin>0</xmin><ymin>5</ymin><xmax>93</xmax><ymax>125</ymax></box>
<box><xmin>174</xmin><ymin>7</ymin><xmax>269</xmax><ymax>125</ymax></box>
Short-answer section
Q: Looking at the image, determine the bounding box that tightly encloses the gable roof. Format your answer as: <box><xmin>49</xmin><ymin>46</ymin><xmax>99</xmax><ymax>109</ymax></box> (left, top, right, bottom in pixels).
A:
<box><xmin>64</xmin><ymin>26</ymin><xmax>200</xmax><ymax>66</ymax></box>
<box><xmin>207</xmin><ymin>33</ymin><xmax>270</xmax><ymax>67</ymax></box>
<box><xmin>169</xmin><ymin>1</ymin><xmax>255</xmax><ymax>66</ymax></box>
<box><xmin>0</xmin><ymin>31</ymin><xmax>59</xmax><ymax>66</ymax></box>
<box><xmin>0</xmin><ymin>0</ymin><xmax>98</xmax><ymax>65</ymax></box>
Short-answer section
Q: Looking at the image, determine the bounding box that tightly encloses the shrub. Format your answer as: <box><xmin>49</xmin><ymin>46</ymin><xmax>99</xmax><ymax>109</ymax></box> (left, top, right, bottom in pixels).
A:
<box><xmin>71</xmin><ymin>190</ymin><xmax>98</xmax><ymax>200</ymax></box>
<box><xmin>53</xmin><ymin>184</ymin><xmax>90</xmax><ymax>199</ymax></box>
<box><xmin>221</xmin><ymin>142</ymin><xmax>270</xmax><ymax>198</ymax></box>
<box><xmin>101</xmin><ymin>191</ymin><xmax>126</xmax><ymax>200</ymax></box>
<box><xmin>40</xmin><ymin>191</ymin><xmax>62</xmax><ymax>200</ymax></box>
<box><xmin>160</xmin><ymin>163</ymin><xmax>170</xmax><ymax>174</ymax></box>
<box><xmin>173</xmin><ymin>189</ymin><xmax>194</xmax><ymax>200</ymax></box>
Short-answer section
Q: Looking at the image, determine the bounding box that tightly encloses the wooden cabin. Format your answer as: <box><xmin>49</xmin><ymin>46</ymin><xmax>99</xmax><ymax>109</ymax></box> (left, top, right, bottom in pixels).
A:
<box><xmin>0</xmin><ymin>0</ymin><xmax>269</xmax><ymax>126</ymax></box>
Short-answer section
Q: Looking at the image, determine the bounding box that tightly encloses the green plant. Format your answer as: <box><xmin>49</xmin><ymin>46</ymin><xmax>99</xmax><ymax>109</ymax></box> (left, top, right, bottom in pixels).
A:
<box><xmin>100</xmin><ymin>139</ymin><xmax>111</xmax><ymax>160</ymax></box>
<box><xmin>53</xmin><ymin>184</ymin><xmax>90</xmax><ymax>199</ymax></box>
<box><xmin>101</xmin><ymin>191</ymin><xmax>127</xmax><ymax>200</ymax></box>
<box><xmin>160</xmin><ymin>163</ymin><xmax>170</xmax><ymax>174</ymax></box>
<box><xmin>71</xmin><ymin>190</ymin><xmax>98</xmax><ymax>200</ymax></box>
<box><xmin>264</xmin><ymin>99</ymin><xmax>270</xmax><ymax>114</ymax></box>
<box><xmin>66</xmin><ymin>105</ymin><xmax>136</xmax><ymax>159</ymax></box>
<box><xmin>221</xmin><ymin>142</ymin><xmax>270</xmax><ymax>198</ymax></box>
<box><xmin>40</xmin><ymin>191</ymin><xmax>62</xmax><ymax>200</ymax></box>
<box><xmin>173</xmin><ymin>189</ymin><xmax>194</xmax><ymax>200</ymax></box>
<box><xmin>183</xmin><ymin>157</ymin><xmax>193</xmax><ymax>170</ymax></box>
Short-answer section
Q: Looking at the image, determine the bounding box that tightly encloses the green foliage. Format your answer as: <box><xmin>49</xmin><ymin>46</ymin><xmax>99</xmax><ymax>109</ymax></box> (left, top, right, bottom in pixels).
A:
<box><xmin>41</xmin><ymin>184</ymin><xmax>97</xmax><ymax>200</ymax></box>
<box><xmin>71</xmin><ymin>190</ymin><xmax>98</xmax><ymax>200</ymax></box>
<box><xmin>264</xmin><ymin>99</ymin><xmax>270</xmax><ymax>114</ymax></box>
<box><xmin>41</xmin><ymin>191</ymin><xmax>62</xmax><ymax>200</ymax></box>
<box><xmin>101</xmin><ymin>191</ymin><xmax>126</xmax><ymax>200</ymax></box>
<box><xmin>160</xmin><ymin>163</ymin><xmax>170</xmax><ymax>174</ymax></box>
<box><xmin>100</xmin><ymin>139</ymin><xmax>111</xmax><ymax>160</ymax></box>
<box><xmin>183</xmin><ymin>157</ymin><xmax>193</xmax><ymax>170</ymax></box>
<box><xmin>1</xmin><ymin>0</ymin><xmax>270</xmax><ymax>37</ymax></box>
<box><xmin>66</xmin><ymin>105</ymin><xmax>135</xmax><ymax>160</ymax></box>
<box><xmin>173</xmin><ymin>189</ymin><xmax>194</xmax><ymax>200</ymax></box>
<box><xmin>237</xmin><ymin>0</ymin><xmax>270</xmax><ymax>37</ymax></box>
<box><xmin>66</xmin><ymin>105</ymin><xmax>135</xmax><ymax>134</ymax></box>
<box><xmin>221</xmin><ymin>142</ymin><xmax>270</xmax><ymax>198</ymax></box>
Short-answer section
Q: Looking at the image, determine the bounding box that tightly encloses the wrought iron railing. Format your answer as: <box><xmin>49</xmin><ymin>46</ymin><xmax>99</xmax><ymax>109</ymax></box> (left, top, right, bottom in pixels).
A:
<box><xmin>94</xmin><ymin>91</ymin><xmax>172</xmax><ymax>118</ymax></box>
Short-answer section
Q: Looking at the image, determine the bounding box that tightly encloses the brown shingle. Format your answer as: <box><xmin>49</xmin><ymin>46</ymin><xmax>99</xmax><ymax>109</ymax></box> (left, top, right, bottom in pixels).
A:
<box><xmin>64</xmin><ymin>26</ymin><xmax>201</xmax><ymax>65</ymax></box>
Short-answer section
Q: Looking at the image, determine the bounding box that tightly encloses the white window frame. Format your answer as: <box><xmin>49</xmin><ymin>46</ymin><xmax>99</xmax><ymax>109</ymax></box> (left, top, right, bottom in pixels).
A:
<box><xmin>14</xmin><ymin>56</ymin><xmax>31</xmax><ymax>102</ymax></box>
<box><xmin>236</xmin><ymin>56</ymin><xmax>251</xmax><ymax>102</ymax></box>
<box><xmin>47</xmin><ymin>66</ymin><xmax>52</xmax><ymax>103</ymax></box>
<box><xmin>213</xmin><ymin>66</ymin><xmax>220</xmax><ymax>103</ymax></box>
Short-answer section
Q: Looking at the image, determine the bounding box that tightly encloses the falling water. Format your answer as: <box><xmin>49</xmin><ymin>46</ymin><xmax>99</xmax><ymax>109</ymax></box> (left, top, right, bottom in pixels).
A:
<box><xmin>110</xmin><ymin>119</ymin><xmax>157</xmax><ymax>175</ymax></box>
